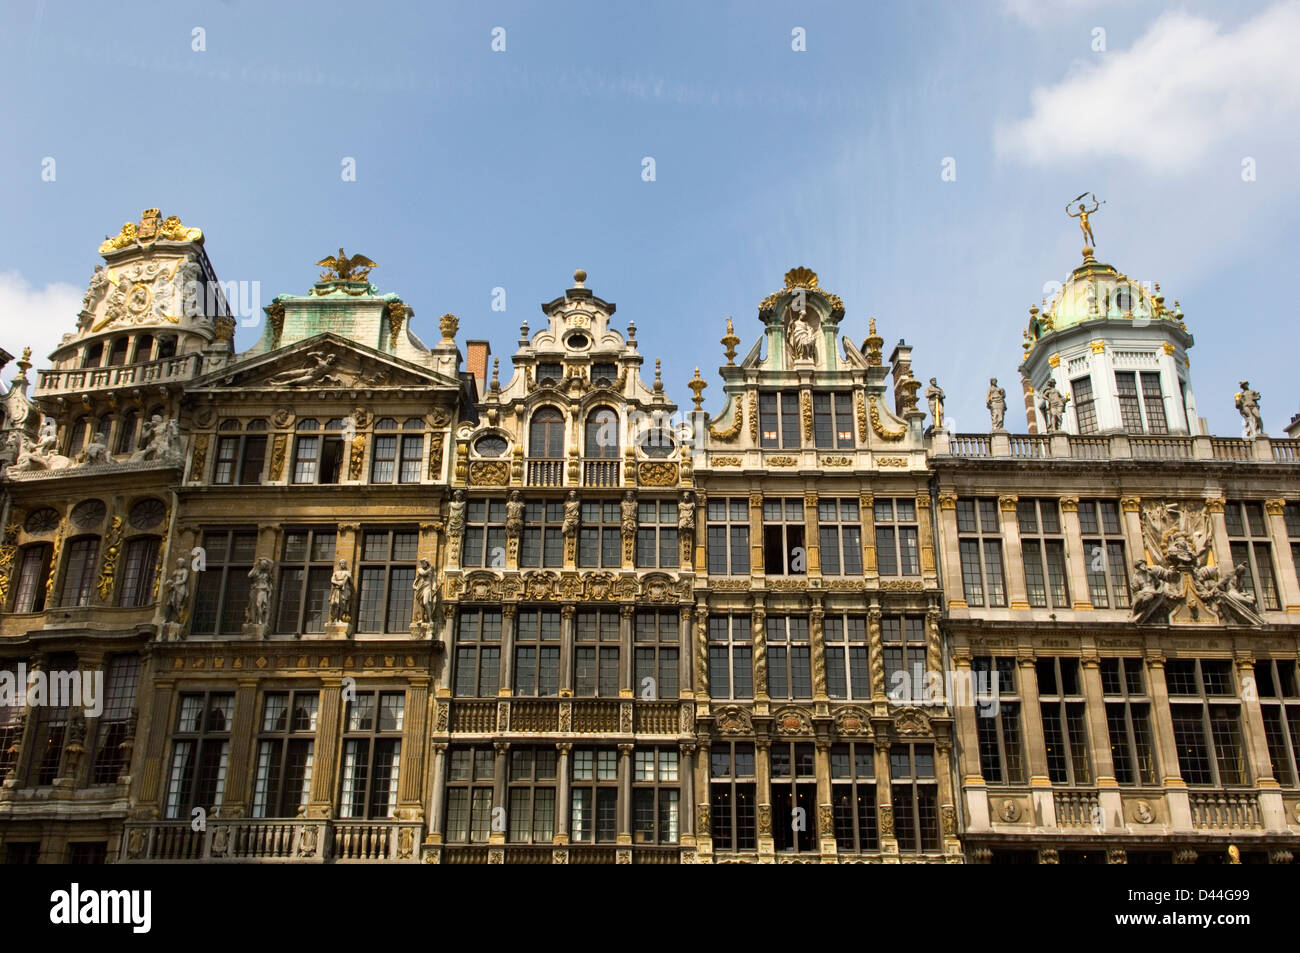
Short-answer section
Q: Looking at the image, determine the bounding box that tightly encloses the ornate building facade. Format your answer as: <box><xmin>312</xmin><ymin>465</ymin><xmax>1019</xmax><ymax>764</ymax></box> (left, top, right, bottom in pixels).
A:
<box><xmin>0</xmin><ymin>210</ymin><xmax>1295</xmax><ymax>864</ymax></box>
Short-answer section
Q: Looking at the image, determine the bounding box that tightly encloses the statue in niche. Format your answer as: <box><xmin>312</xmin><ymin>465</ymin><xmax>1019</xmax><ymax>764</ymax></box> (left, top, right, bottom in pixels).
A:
<box><xmin>413</xmin><ymin>558</ymin><xmax>437</xmax><ymax>624</ymax></box>
<box><xmin>329</xmin><ymin>560</ymin><xmax>354</xmax><ymax>624</ymax></box>
<box><xmin>246</xmin><ymin>558</ymin><xmax>274</xmax><ymax>627</ymax></box>
<box><xmin>784</xmin><ymin>296</ymin><xmax>818</xmax><ymax>362</ymax></box>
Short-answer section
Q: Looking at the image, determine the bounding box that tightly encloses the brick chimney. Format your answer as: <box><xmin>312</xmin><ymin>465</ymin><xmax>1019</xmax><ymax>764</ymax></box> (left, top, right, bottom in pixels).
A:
<box><xmin>465</xmin><ymin>340</ymin><xmax>491</xmax><ymax>395</ymax></box>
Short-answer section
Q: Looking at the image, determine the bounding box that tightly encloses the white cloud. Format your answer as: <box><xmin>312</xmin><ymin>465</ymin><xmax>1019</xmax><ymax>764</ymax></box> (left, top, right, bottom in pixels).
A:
<box><xmin>0</xmin><ymin>271</ymin><xmax>83</xmax><ymax>375</ymax></box>
<box><xmin>996</xmin><ymin>1</ymin><xmax>1300</xmax><ymax>172</ymax></box>
<box><xmin>1001</xmin><ymin>0</ymin><xmax>1113</xmax><ymax>28</ymax></box>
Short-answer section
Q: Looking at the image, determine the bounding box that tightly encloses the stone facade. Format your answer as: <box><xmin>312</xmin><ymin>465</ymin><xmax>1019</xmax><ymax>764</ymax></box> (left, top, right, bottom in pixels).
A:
<box><xmin>0</xmin><ymin>215</ymin><xmax>1295</xmax><ymax>864</ymax></box>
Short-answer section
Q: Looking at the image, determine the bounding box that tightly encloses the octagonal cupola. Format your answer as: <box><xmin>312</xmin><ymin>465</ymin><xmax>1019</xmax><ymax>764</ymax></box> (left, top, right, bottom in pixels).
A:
<box><xmin>1018</xmin><ymin>204</ymin><xmax>1200</xmax><ymax>436</ymax></box>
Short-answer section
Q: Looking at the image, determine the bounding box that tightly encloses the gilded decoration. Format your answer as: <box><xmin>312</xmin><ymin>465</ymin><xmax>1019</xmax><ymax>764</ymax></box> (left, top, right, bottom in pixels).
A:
<box><xmin>469</xmin><ymin>460</ymin><xmax>509</xmax><ymax>486</ymax></box>
<box><xmin>99</xmin><ymin>209</ymin><xmax>203</xmax><ymax>254</ymax></box>
<box><xmin>708</xmin><ymin>403</ymin><xmax>743</xmax><ymax>441</ymax></box>
<box><xmin>877</xmin><ymin>456</ymin><xmax>907</xmax><ymax>467</ymax></box>
<box><xmin>855</xmin><ymin>390</ymin><xmax>868</xmax><ymax>442</ymax></box>
<box><xmin>714</xmin><ymin>705</ymin><xmax>753</xmax><ymax>735</ymax></box>
<box><xmin>190</xmin><ymin>432</ymin><xmax>209</xmax><ymax>483</ymax></box>
<box><xmin>269</xmin><ymin>434</ymin><xmax>287</xmax><ymax>481</ymax></box>
<box><xmin>713</xmin><ymin>455</ymin><xmax>742</xmax><ymax>466</ymax></box>
<box><xmin>767</xmin><ymin>456</ymin><xmax>796</xmax><ymax>467</ymax></box>
<box><xmin>428</xmin><ymin>433</ymin><xmax>445</xmax><ymax>480</ymax></box>
<box><xmin>0</xmin><ymin>521</ymin><xmax>18</xmax><ymax>607</ymax></box>
<box><xmin>96</xmin><ymin>516</ymin><xmax>124</xmax><ymax>602</ymax></box>
<box><xmin>894</xmin><ymin>707</ymin><xmax>932</xmax><ymax>736</ymax></box>
<box><xmin>348</xmin><ymin>434</ymin><xmax>366</xmax><ymax>480</ymax></box>
<box><xmin>315</xmin><ymin>248</ymin><xmax>376</xmax><ymax>283</ymax></box>
<box><xmin>869</xmin><ymin>396</ymin><xmax>905</xmax><ymax>440</ymax></box>
<box><xmin>800</xmin><ymin>390</ymin><xmax>813</xmax><ymax>442</ymax></box>
<box><xmin>747</xmin><ymin>392</ymin><xmax>758</xmax><ymax>442</ymax></box>
<box><xmin>638</xmin><ymin>462</ymin><xmax>679</xmax><ymax>486</ymax></box>
<box><xmin>821</xmin><ymin>455</ymin><xmax>851</xmax><ymax>466</ymax></box>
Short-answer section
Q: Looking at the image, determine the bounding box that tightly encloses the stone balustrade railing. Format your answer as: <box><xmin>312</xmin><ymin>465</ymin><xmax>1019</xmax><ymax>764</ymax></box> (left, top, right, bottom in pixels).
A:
<box><xmin>936</xmin><ymin>431</ymin><xmax>1295</xmax><ymax>464</ymax></box>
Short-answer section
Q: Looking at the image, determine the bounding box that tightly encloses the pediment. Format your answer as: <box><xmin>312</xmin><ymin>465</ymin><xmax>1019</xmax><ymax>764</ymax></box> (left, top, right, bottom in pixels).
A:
<box><xmin>187</xmin><ymin>333</ymin><xmax>459</xmax><ymax>393</ymax></box>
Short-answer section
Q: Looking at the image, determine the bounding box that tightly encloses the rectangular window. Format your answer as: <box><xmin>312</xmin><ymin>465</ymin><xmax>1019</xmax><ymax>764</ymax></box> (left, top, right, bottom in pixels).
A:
<box><xmin>633</xmin><ymin>746</ymin><xmax>680</xmax><ymax>844</ymax></box>
<box><xmin>117</xmin><ymin>536</ymin><xmax>161</xmax><ymax>608</ymax></box>
<box><xmin>707</xmin><ymin>497</ymin><xmax>750</xmax><ymax>576</ymax></box>
<box><xmin>1257</xmin><ymin>660</ymin><xmax>1300</xmax><ymax>788</ymax></box>
<box><xmin>520</xmin><ymin>500</ymin><xmax>565</xmax><ymax>569</ymax></box>
<box><xmin>1115</xmin><ymin>371</ymin><xmax>1145</xmax><ymax>432</ymax></box>
<box><xmin>823</xmin><ymin>614</ymin><xmax>869</xmax><ymax>700</ymax></box>
<box><xmin>1167</xmin><ymin>659</ymin><xmax>1247</xmax><ymax>786</ymax></box>
<box><xmin>634</xmin><ymin>610</ymin><xmax>679</xmax><ymax>701</ymax></box>
<box><xmin>1037</xmin><ymin>658</ymin><xmax>1091</xmax><ymax>785</ymax></box>
<box><xmin>252</xmin><ymin>691</ymin><xmax>318</xmax><ymax>818</ymax></box>
<box><xmin>812</xmin><ymin>392</ymin><xmax>855</xmax><ymax>449</ymax></box>
<box><xmin>90</xmin><ymin>655</ymin><xmax>141</xmax><ymax>784</ymax></box>
<box><xmin>1225</xmin><ymin>501</ymin><xmax>1280</xmax><ymax>611</ymax></box>
<box><xmin>1140</xmin><ymin>371</ymin><xmax>1168</xmax><ymax>433</ymax></box>
<box><xmin>818</xmin><ymin>498</ymin><xmax>862</xmax><ymax>576</ymax></box>
<box><xmin>60</xmin><ymin>536</ymin><xmax>100</xmax><ymax>607</ymax></box>
<box><xmin>462</xmin><ymin>498</ymin><xmax>507</xmax><ymax>569</ymax></box>
<box><xmin>759</xmin><ymin>391</ymin><xmax>802</xmax><ymax>449</ymax></box>
<box><xmin>339</xmin><ymin>691</ymin><xmax>404</xmax><ymax>819</ymax></box>
<box><xmin>874</xmin><ymin>498</ymin><xmax>920</xmax><ymax>577</ymax></box>
<box><xmin>1101</xmin><ymin>658</ymin><xmax>1157</xmax><ymax>786</ymax></box>
<box><xmin>1071</xmin><ymin>376</ymin><xmax>1097</xmax><ymax>435</ymax></box>
<box><xmin>507</xmin><ymin>747</ymin><xmax>557</xmax><ymax>844</ymax></box>
<box><xmin>456</xmin><ymin>609</ymin><xmax>502</xmax><ymax>697</ymax></box>
<box><xmin>514</xmin><ymin>609</ymin><xmax>561</xmax><ymax>697</ymax></box>
<box><xmin>710</xmin><ymin>742</ymin><xmax>756</xmax><ymax>852</ymax></box>
<box><xmin>770</xmin><ymin>742</ymin><xmax>818</xmax><ymax>852</ymax></box>
<box><xmin>274</xmin><ymin>528</ymin><xmax>336</xmax><ymax>634</ymax></box>
<box><xmin>972</xmin><ymin>657</ymin><xmax>1024</xmax><ymax>783</ymax></box>
<box><xmin>831</xmin><ymin>743</ymin><xmax>877</xmax><ymax>852</ymax></box>
<box><xmin>1078</xmin><ymin>500</ymin><xmax>1129</xmax><ymax>609</ymax></box>
<box><xmin>165</xmin><ymin>692</ymin><xmax>234</xmax><ymax>819</ymax></box>
<box><xmin>445</xmin><ymin>746</ymin><xmax>497</xmax><ymax>843</ymax></box>
<box><xmin>356</xmin><ymin>529</ymin><xmax>418</xmax><ymax>633</ymax></box>
<box><xmin>766</xmin><ymin>616</ymin><xmax>811</xmax><ymax>700</ymax></box>
<box><xmin>0</xmin><ymin>660</ymin><xmax>28</xmax><ymax>779</ymax></box>
<box><xmin>882</xmin><ymin>616</ymin><xmax>926</xmax><ymax>705</ymax></box>
<box><xmin>762</xmin><ymin>498</ymin><xmax>806</xmax><ymax>576</ymax></box>
<box><xmin>578</xmin><ymin>500</ymin><xmax>621</xmax><ymax>569</ymax></box>
<box><xmin>574</xmin><ymin>609</ymin><xmax>619</xmax><ymax>697</ymax></box>
<box><xmin>1018</xmin><ymin>499</ymin><xmax>1069</xmax><ymax>608</ymax></box>
<box><xmin>570</xmin><ymin>748</ymin><xmax>619</xmax><ymax>844</ymax></box>
<box><xmin>11</xmin><ymin>544</ymin><xmax>52</xmax><ymax>613</ymax></box>
<box><xmin>890</xmin><ymin>744</ymin><xmax>940</xmax><ymax>853</ymax></box>
<box><xmin>708</xmin><ymin>615</ymin><xmax>752</xmax><ymax>700</ymax></box>
<box><xmin>191</xmin><ymin>529</ymin><xmax>258</xmax><ymax>635</ymax></box>
<box><xmin>635</xmin><ymin>499</ymin><xmax>679</xmax><ymax>569</ymax></box>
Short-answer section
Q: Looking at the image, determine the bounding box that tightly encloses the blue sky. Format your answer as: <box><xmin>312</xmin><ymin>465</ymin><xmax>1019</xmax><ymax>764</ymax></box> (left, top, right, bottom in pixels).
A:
<box><xmin>2</xmin><ymin>0</ymin><xmax>1298</xmax><ymax>435</ymax></box>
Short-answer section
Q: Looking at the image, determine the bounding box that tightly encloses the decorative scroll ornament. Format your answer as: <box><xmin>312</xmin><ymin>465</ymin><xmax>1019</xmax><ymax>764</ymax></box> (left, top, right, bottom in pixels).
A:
<box><xmin>99</xmin><ymin>209</ymin><xmax>203</xmax><ymax>254</ymax></box>
<box><xmin>869</xmin><ymin>395</ymin><xmax>905</xmax><ymax>440</ymax></box>
<box><xmin>708</xmin><ymin>402</ymin><xmax>743</xmax><ymax>441</ymax></box>
<box><xmin>96</xmin><ymin>517</ymin><xmax>124</xmax><ymax>602</ymax></box>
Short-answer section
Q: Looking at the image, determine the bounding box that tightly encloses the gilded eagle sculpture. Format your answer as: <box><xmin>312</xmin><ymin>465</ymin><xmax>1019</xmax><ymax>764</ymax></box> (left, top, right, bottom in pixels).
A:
<box><xmin>316</xmin><ymin>248</ymin><xmax>377</xmax><ymax>282</ymax></box>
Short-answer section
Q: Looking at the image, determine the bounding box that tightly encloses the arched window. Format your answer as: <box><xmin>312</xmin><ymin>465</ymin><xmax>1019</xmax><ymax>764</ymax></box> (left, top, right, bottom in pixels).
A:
<box><xmin>584</xmin><ymin>407</ymin><xmax>619</xmax><ymax>459</ymax></box>
<box><xmin>115</xmin><ymin>411</ymin><xmax>140</xmax><ymax>454</ymax></box>
<box><xmin>107</xmin><ymin>337</ymin><xmax>129</xmax><ymax>367</ymax></box>
<box><xmin>529</xmin><ymin>407</ymin><xmax>565</xmax><ymax>458</ymax></box>
<box><xmin>156</xmin><ymin>336</ymin><xmax>177</xmax><ymax>360</ymax></box>
<box><xmin>93</xmin><ymin>416</ymin><xmax>114</xmax><ymax>449</ymax></box>
<box><xmin>61</xmin><ymin>535</ymin><xmax>102</xmax><ymax>607</ymax></box>
<box><xmin>10</xmin><ymin>543</ymin><xmax>53</xmax><ymax>612</ymax></box>
<box><xmin>132</xmin><ymin>335</ymin><xmax>155</xmax><ymax>364</ymax></box>
<box><xmin>638</xmin><ymin>426</ymin><xmax>676</xmax><ymax>459</ymax></box>
<box><xmin>117</xmin><ymin>535</ymin><xmax>161</xmax><ymax>607</ymax></box>
<box><xmin>67</xmin><ymin>417</ymin><xmax>91</xmax><ymax>456</ymax></box>
<box><xmin>82</xmin><ymin>342</ymin><xmax>104</xmax><ymax>369</ymax></box>
<box><xmin>373</xmin><ymin>418</ymin><xmax>398</xmax><ymax>430</ymax></box>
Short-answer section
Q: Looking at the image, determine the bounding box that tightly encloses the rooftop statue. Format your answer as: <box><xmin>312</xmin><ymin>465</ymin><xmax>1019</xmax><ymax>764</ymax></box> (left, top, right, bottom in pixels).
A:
<box><xmin>315</xmin><ymin>248</ymin><xmax>377</xmax><ymax>282</ymax></box>
<box><xmin>1235</xmin><ymin>380</ymin><xmax>1264</xmax><ymax>438</ymax></box>
<box><xmin>1066</xmin><ymin>192</ymin><xmax>1104</xmax><ymax>248</ymax></box>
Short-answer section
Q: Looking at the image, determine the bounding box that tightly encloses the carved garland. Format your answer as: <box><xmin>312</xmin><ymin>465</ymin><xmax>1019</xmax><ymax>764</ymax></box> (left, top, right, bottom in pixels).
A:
<box><xmin>0</xmin><ymin>521</ymin><xmax>19</xmax><ymax>607</ymax></box>
<box><xmin>855</xmin><ymin>391</ymin><xmax>869</xmax><ymax>442</ymax></box>
<box><xmin>869</xmin><ymin>396</ymin><xmax>905</xmax><ymax>440</ymax></box>
<box><xmin>269</xmin><ymin>434</ymin><xmax>287</xmax><ymax>481</ymax></box>
<box><xmin>708</xmin><ymin>402</ymin><xmax>743</xmax><ymax>442</ymax></box>
<box><xmin>428</xmin><ymin>432</ymin><xmax>445</xmax><ymax>480</ymax></box>
<box><xmin>747</xmin><ymin>392</ymin><xmax>758</xmax><ymax>442</ymax></box>
<box><xmin>190</xmin><ymin>434</ymin><xmax>210</xmax><ymax>482</ymax></box>
<box><xmin>800</xmin><ymin>390</ymin><xmax>813</xmax><ymax>443</ymax></box>
<box><xmin>45</xmin><ymin>528</ymin><xmax>63</xmax><ymax>605</ymax></box>
<box><xmin>348</xmin><ymin>435</ymin><xmax>366</xmax><ymax>480</ymax></box>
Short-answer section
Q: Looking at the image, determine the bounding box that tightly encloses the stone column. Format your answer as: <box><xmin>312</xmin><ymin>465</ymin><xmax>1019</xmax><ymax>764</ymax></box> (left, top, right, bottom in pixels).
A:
<box><xmin>218</xmin><ymin>679</ymin><xmax>260</xmax><ymax>817</ymax></box>
<box><xmin>308</xmin><ymin>678</ymin><xmax>343</xmax><ymax>817</ymax></box>
<box><xmin>693</xmin><ymin>606</ymin><xmax>709</xmax><ymax>702</ymax></box>
<box><xmin>555</xmin><ymin>743</ymin><xmax>572</xmax><ymax>844</ymax></box>
<box><xmin>1058</xmin><ymin>497</ymin><xmax>1094</xmax><ymax>611</ymax></box>
<box><xmin>815</xmin><ymin>739</ymin><xmax>836</xmax><ymax>857</ymax></box>
<box><xmin>1264</xmin><ymin>499</ymin><xmax>1300</xmax><ymax>612</ymax></box>
<box><xmin>398</xmin><ymin>678</ymin><xmax>429</xmax><ymax>820</ymax></box>
<box><xmin>678</xmin><ymin>606</ymin><xmax>693</xmax><ymax>700</ymax></box>
<box><xmin>1120</xmin><ymin>496</ymin><xmax>1144</xmax><ymax>562</ymax></box>
<box><xmin>1237</xmin><ymin>657</ymin><xmax>1286</xmax><ymax>830</ymax></box>
<box><xmin>693</xmin><ymin>491</ymin><xmax>708</xmax><ymax>575</ymax></box>
<box><xmin>499</xmin><ymin>605</ymin><xmax>516</xmax><ymax>698</ymax></box>
<box><xmin>804</xmin><ymin>491</ymin><xmax>821</xmax><ymax>575</ymax></box>
<box><xmin>490</xmin><ymin>741</ymin><xmax>509</xmax><ymax>844</ymax></box>
<box><xmin>860</xmin><ymin>494</ymin><xmax>878</xmax><ymax>583</ymax></box>
<box><xmin>752</xmin><ymin>603</ymin><xmax>769</xmax><ymax>711</ymax></box>
<box><xmin>748</xmin><ymin>491</ymin><xmax>764</xmax><ymax>579</ymax></box>
<box><xmin>937</xmin><ymin>492</ymin><xmax>964</xmax><ymax>609</ymax></box>
<box><xmin>619</xmin><ymin>604</ymin><xmax>634</xmax><ymax>698</ymax></box>
<box><xmin>999</xmin><ymin>496</ymin><xmax>1031</xmax><ymax>610</ymax></box>
<box><xmin>1144</xmin><ymin>653</ymin><xmax>1191</xmax><ymax>829</ymax></box>
<box><xmin>1016</xmin><ymin>653</ymin><xmax>1057</xmax><ymax>827</ymax></box>
<box><xmin>935</xmin><ymin>738</ymin><xmax>962</xmax><ymax>859</ymax></box>
<box><xmin>868</xmin><ymin>606</ymin><xmax>886</xmax><ymax>704</ymax></box>
<box><xmin>559</xmin><ymin>605</ymin><xmax>575</xmax><ymax>696</ymax></box>
<box><xmin>1204</xmin><ymin>496</ymin><xmax>1232</xmax><ymax>578</ymax></box>
<box><xmin>951</xmin><ymin>649</ymin><xmax>989</xmax><ymax>831</ymax></box>
<box><xmin>874</xmin><ymin>740</ymin><xmax>898</xmax><ymax>861</ymax></box>
<box><xmin>695</xmin><ymin>736</ymin><xmax>711</xmax><ymax>859</ymax></box>
<box><xmin>427</xmin><ymin>742</ymin><xmax>448</xmax><ymax>847</ymax></box>
<box><xmin>755</xmin><ymin>738</ymin><xmax>774</xmax><ymax>861</ymax></box>
<box><xmin>679</xmin><ymin>741</ymin><xmax>696</xmax><ymax>845</ymax></box>
<box><xmin>810</xmin><ymin>603</ymin><xmax>828</xmax><ymax>705</ymax></box>
<box><xmin>1080</xmin><ymin>652</ymin><xmax>1120</xmax><ymax>831</ymax></box>
<box><xmin>617</xmin><ymin>743</ymin><xmax>633</xmax><ymax>846</ymax></box>
<box><xmin>916</xmin><ymin>492</ymin><xmax>938</xmax><ymax>586</ymax></box>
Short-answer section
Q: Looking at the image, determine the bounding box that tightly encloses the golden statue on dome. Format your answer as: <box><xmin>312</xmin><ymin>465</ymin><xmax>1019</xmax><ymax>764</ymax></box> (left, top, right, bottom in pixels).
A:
<box><xmin>1066</xmin><ymin>192</ymin><xmax>1104</xmax><ymax>249</ymax></box>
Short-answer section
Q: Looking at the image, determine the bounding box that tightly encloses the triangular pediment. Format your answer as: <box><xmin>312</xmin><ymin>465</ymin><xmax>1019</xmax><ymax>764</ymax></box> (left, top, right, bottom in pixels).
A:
<box><xmin>187</xmin><ymin>333</ymin><xmax>460</xmax><ymax>393</ymax></box>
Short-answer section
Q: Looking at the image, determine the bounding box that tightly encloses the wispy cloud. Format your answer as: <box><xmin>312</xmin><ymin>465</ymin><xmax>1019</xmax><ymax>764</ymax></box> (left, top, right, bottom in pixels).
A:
<box><xmin>996</xmin><ymin>1</ymin><xmax>1300</xmax><ymax>172</ymax></box>
<box><xmin>0</xmin><ymin>271</ymin><xmax>82</xmax><ymax>370</ymax></box>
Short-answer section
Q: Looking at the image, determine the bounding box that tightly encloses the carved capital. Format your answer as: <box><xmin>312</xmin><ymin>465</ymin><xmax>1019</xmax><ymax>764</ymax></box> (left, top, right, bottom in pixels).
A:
<box><xmin>998</xmin><ymin>494</ymin><xmax>1019</xmax><ymax>512</ymax></box>
<box><xmin>936</xmin><ymin>491</ymin><xmax>957</xmax><ymax>511</ymax></box>
<box><xmin>1265</xmin><ymin>498</ymin><xmax>1288</xmax><ymax>516</ymax></box>
<box><xmin>1204</xmin><ymin>497</ymin><xmax>1226</xmax><ymax>515</ymax></box>
<box><xmin>1058</xmin><ymin>496</ymin><xmax>1079</xmax><ymax>513</ymax></box>
<box><xmin>1120</xmin><ymin>495</ymin><xmax>1141</xmax><ymax>513</ymax></box>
